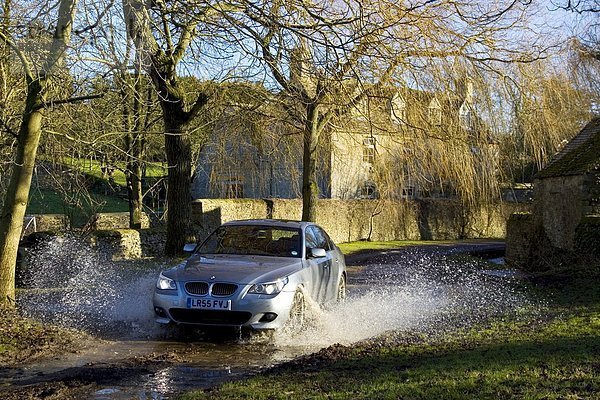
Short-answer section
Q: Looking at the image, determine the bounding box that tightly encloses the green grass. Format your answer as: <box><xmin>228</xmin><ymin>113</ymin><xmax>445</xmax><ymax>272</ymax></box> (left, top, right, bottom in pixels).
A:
<box><xmin>337</xmin><ymin>239</ymin><xmax>493</xmax><ymax>255</ymax></box>
<box><xmin>338</xmin><ymin>240</ymin><xmax>440</xmax><ymax>255</ymax></box>
<box><xmin>27</xmin><ymin>188</ymin><xmax>129</xmax><ymax>226</ymax></box>
<box><xmin>61</xmin><ymin>157</ymin><xmax>166</xmax><ymax>188</ymax></box>
<box><xmin>181</xmin><ymin>278</ymin><xmax>600</xmax><ymax>400</ymax></box>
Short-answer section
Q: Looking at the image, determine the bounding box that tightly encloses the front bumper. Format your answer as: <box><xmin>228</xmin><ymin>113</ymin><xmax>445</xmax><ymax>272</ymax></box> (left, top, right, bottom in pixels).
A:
<box><xmin>153</xmin><ymin>286</ymin><xmax>296</xmax><ymax>330</ymax></box>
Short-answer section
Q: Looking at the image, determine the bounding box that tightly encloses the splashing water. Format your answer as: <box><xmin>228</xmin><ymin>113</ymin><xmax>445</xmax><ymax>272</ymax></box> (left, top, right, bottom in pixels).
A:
<box><xmin>18</xmin><ymin>235</ymin><xmax>165</xmax><ymax>338</ymax></box>
<box><xmin>274</xmin><ymin>249</ymin><xmax>540</xmax><ymax>348</ymax></box>
<box><xmin>18</xmin><ymin>237</ymin><xmax>539</xmax><ymax>348</ymax></box>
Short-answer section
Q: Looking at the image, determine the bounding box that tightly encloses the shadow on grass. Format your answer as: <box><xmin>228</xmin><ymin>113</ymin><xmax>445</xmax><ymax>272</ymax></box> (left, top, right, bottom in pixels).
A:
<box><xmin>221</xmin><ymin>334</ymin><xmax>600</xmax><ymax>400</ymax></box>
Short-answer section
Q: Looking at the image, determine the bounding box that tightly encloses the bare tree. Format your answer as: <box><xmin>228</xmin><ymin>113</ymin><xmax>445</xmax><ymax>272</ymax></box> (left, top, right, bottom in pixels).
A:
<box><xmin>122</xmin><ymin>0</ymin><xmax>213</xmax><ymax>254</ymax></box>
<box><xmin>555</xmin><ymin>0</ymin><xmax>600</xmax><ymax>60</ymax></box>
<box><xmin>501</xmin><ymin>61</ymin><xmax>595</xmax><ymax>181</ymax></box>
<box><xmin>0</xmin><ymin>0</ymin><xmax>80</xmax><ymax>307</ymax></box>
<box><xmin>221</xmin><ymin>0</ymin><xmax>543</xmax><ymax>221</ymax></box>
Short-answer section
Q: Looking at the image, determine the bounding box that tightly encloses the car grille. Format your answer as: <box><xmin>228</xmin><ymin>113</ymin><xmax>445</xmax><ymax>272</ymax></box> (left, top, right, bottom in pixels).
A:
<box><xmin>211</xmin><ymin>283</ymin><xmax>238</xmax><ymax>296</ymax></box>
<box><xmin>185</xmin><ymin>282</ymin><xmax>209</xmax><ymax>295</ymax></box>
<box><xmin>169</xmin><ymin>309</ymin><xmax>252</xmax><ymax>325</ymax></box>
<box><xmin>184</xmin><ymin>282</ymin><xmax>238</xmax><ymax>297</ymax></box>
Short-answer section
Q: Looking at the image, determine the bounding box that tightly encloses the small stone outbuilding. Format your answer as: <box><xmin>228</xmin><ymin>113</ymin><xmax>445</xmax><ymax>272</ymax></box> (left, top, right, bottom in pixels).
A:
<box><xmin>506</xmin><ymin>118</ymin><xmax>600</xmax><ymax>272</ymax></box>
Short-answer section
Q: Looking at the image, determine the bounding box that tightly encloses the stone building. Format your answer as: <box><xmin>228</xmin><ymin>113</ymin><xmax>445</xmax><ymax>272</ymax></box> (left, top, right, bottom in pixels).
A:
<box><xmin>191</xmin><ymin>80</ymin><xmax>494</xmax><ymax>201</ymax></box>
<box><xmin>506</xmin><ymin>117</ymin><xmax>600</xmax><ymax>270</ymax></box>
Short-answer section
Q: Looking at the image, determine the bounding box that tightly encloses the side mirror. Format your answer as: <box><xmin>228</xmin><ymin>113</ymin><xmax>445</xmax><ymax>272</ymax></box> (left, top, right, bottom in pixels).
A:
<box><xmin>183</xmin><ymin>243</ymin><xmax>196</xmax><ymax>253</ymax></box>
<box><xmin>310</xmin><ymin>248</ymin><xmax>327</xmax><ymax>258</ymax></box>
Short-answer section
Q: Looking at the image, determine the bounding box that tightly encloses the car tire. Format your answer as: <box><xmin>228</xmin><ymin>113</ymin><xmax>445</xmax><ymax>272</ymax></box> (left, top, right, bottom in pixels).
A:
<box><xmin>337</xmin><ymin>274</ymin><xmax>347</xmax><ymax>302</ymax></box>
<box><xmin>284</xmin><ymin>289</ymin><xmax>306</xmax><ymax>334</ymax></box>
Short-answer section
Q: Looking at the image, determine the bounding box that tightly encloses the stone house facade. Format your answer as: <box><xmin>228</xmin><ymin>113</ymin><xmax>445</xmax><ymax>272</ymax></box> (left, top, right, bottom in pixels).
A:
<box><xmin>191</xmin><ymin>80</ymin><xmax>492</xmax><ymax>201</ymax></box>
<box><xmin>506</xmin><ymin>117</ymin><xmax>600</xmax><ymax>269</ymax></box>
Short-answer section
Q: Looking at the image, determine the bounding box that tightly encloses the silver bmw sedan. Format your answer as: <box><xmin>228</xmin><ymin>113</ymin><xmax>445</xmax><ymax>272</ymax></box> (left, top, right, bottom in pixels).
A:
<box><xmin>153</xmin><ymin>219</ymin><xmax>347</xmax><ymax>331</ymax></box>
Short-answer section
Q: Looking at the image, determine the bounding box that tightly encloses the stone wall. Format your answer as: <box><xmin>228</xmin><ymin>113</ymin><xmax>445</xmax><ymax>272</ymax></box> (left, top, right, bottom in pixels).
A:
<box><xmin>92</xmin><ymin>212</ymin><xmax>150</xmax><ymax>230</ymax></box>
<box><xmin>533</xmin><ymin>175</ymin><xmax>586</xmax><ymax>250</ymax></box>
<box><xmin>584</xmin><ymin>169</ymin><xmax>600</xmax><ymax>216</ymax></box>
<box><xmin>22</xmin><ymin>214</ymin><xmax>70</xmax><ymax>236</ymax></box>
<box><xmin>505</xmin><ymin>213</ymin><xmax>534</xmax><ymax>268</ymax></box>
<box><xmin>90</xmin><ymin>229</ymin><xmax>143</xmax><ymax>260</ymax></box>
<box><xmin>29</xmin><ymin>199</ymin><xmax>524</xmax><ymax>260</ymax></box>
<box><xmin>505</xmin><ymin>170</ymin><xmax>600</xmax><ymax>273</ymax></box>
<box><xmin>574</xmin><ymin>216</ymin><xmax>600</xmax><ymax>259</ymax></box>
<box><xmin>192</xmin><ymin>198</ymin><xmax>524</xmax><ymax>245</ymax></box>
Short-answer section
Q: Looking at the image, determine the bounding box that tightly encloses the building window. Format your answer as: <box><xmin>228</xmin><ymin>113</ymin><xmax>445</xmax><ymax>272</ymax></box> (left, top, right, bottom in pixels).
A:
<box><xmin>428</xmin><ymin>98</ymin><xmax>442</xmax><ymax>126</ymax></box>
<box><xmin>390</xmin><ymin>94</ymin><xmax>407</xmax><ymax>123</ymax></box>
<box><xmin>361</xmin><ymin>182</ymin><xmax>377</xmax><ymax>199</ymax></box>
<box><xmin>402</xmin><ymin>186</ymin><xmax>415</xmax><ymax>198</ymax></box>
<box><xmin>459</xmin><ymin>102</ymin><xmax>472</xmax><ymax>130</ymax></box>
<box><xmin>222</xmin><ymin>176</ymin><xmax>244</xmax><ymax>198</ymax></box>
<box><xmin>363</xmin><ymin>136</ymin><xmax>376</xmax><ymax>163</ymax></box>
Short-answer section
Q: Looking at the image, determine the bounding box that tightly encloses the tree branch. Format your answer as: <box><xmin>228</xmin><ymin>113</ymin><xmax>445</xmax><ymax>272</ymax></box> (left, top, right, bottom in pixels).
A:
<box><xmin>41</xmin><ymin>93</ymin><xmax>104</xmax><ymax>109</ymax></box>
<box><xmin>0</xmin><ymin>115</ymin><xmax>17</xmax><ymax>138</ymax></box>
<box><xmin>0</xmin><ymin>29</ymin><xmax>34</xmax><ymax>80</ymax></box>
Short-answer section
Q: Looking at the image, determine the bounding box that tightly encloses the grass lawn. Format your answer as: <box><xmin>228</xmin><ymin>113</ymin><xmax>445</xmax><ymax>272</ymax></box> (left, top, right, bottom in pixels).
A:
<box><xmin>338</xmin><ymin>240</ymin><xmax>442</xmax><ymax>255</ymax></box>
<box><xmin>27</xmin><ymin>188</ymin><xmax>129</xmax><ymax>226</ymax></box>
<box><xmin>181</xmin><ymin>243</ymin><xmax>600</xmax><ymax>400</ymax></box>
<box><xmin>60</xmin><ymin>157</ymin><xmax>167</xmax><ymax>188</ymax></box>
<box><xmin>22</xmin><ymin>157</ymin><xmax>166</xmax><ymax>226</ymax></box>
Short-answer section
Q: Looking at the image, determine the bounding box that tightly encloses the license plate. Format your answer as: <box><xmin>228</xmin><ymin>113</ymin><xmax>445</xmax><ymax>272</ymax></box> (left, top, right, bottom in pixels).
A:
<box><xmin>187</xmin><ymin>298</ymin><xmax>231</xmax><ymax>310</ymax></box>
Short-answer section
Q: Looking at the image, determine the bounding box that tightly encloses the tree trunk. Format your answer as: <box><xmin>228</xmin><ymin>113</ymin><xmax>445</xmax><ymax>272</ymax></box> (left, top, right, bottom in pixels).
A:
<box><xmin>0</xmin><ymin>81</ymin><xmax>45</xmax><ymax>307</ymax></box>
<box><xmin>0</xmin><ymin>0</ymin><xmax>76</xmax><ymax>307</ymax></box>
<box><xmin>123</xmin><ymin>73</ymin><xmax>145</xmax><ymax>229</ymax></box>
<box><xmin>162</xmin><ymin>107</ymin><xmax>192</xmax><ymax>255</ymax></box>
<box><xmin>127</xmin><ymin>159</ymin><xmax>144</xmax><ymax>229</ymax></box>
<box><xmin>123</xmin><ymin>0</ymin><xmax>203</xmax><ymax>255</ymax></box>
<box><xmin>301</xmin><ymin>103</ymin><xmax>319</xmax><ymax>222</ymax></box>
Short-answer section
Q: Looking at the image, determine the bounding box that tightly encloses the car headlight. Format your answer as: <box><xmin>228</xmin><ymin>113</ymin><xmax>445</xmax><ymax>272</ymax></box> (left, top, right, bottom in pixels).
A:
<box><xmin>248</xmin><ymin>277</ymin><xmax>289</xmax><ymax>295</ymax></box>
<box><xmin>156</xmin><ymin>273</ymin><xmax>177</xmax><ymax>290</ymax></box>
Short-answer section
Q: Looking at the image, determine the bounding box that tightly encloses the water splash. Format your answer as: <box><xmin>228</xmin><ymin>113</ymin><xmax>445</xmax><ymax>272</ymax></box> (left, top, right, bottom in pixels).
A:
<box><xmin>18</xmin><ymin>237</ymin><xmax>539</xmax><ymax>347</ymax></box>
<box><xmin>274</xmin><ymin>249</ymin><xmax>539</xmax><ymax>347</ymax></box>
<box><xmin>18</xmin><ymin>235</ymin><xmax>165</xmax><ymax>338</ymax></box>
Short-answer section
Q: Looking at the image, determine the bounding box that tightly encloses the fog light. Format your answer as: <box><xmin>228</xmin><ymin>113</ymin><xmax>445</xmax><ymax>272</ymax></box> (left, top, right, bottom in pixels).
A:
<box><xmin>259</xmin><ymin>312</ymin><xmax>278</xmax><ymax>322</ymax></box>
<box><xmin>154</xmin><ymin>307</ymin><xmax>167</xmax><ymax>317</ymax></box>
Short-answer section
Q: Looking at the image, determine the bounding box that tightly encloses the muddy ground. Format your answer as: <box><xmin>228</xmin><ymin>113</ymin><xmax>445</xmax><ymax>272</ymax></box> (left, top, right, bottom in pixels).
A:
<box><xmin>0</xmin><ymin>241</ymin><xmax>512</xmax><ymax>399</ymax></box>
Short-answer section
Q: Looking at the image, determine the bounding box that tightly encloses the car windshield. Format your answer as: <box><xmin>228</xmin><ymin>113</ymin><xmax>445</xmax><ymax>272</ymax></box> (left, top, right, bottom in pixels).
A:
<box><xmin>197</xmin><ymin>225</ymin><xmax>302</xmax><ymax>258</ymax></box>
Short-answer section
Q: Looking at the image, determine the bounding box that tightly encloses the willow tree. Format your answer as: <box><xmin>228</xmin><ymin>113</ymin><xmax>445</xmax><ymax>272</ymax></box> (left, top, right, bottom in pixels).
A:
<box><xmin>122</xmin><ymin>0</ymin><xmax>213</xmax><ymax>254</ymax></box>
<box><xmin>0</xmin><ymin>0</ymin><xmax>79</xmax><ymax>307</ymax></box>
<box><xmin>224</xmin><ymin>0</ymin><xmax>540</xmax><ymax>221</ymax></box>
<box><xmin>558</xmin><ymin>0</ymin><xmax>600</xmax><ymax>61</ymax></box>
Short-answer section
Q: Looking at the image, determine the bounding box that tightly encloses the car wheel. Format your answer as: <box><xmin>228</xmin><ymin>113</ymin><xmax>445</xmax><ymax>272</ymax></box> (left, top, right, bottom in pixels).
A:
<box><xmin>337</xmin><ymin>274</ymin><xmax>347</xmax><ymax>302</ymax></box>
<box><xmin>284</xmin><ymin>289</ymin><xmax>306</xmax><ymax>334</ymax></box>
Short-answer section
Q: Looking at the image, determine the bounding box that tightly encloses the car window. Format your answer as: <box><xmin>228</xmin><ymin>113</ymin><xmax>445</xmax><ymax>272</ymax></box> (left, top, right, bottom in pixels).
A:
<box><xmin>304</xmin><ymin>227</ymin><xmax>318</xmax><ymax>251</ymax></box>
<box><xmin>198</xmin><ymin>225</ymin><xmax>301</xmax><ymax>257</ymax></box>
<box><xmin>306</xmin><ymin>226</ymin><xmax>330</xmax><ymax>251</ymax></box>
<box><xmin>312</xmin><ymin>227</ymin><xmax>331</xmax><ymax>251</ymax></box>
<box><xmin>320</xmin><ymin>228</ymin><xmax>335</xmax><ymax>250</ymax></box>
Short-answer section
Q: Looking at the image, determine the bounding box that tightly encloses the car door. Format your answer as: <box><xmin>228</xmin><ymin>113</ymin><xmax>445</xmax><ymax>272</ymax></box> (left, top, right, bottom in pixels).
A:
<box><xmin>304</xmin><ymin>226</ymin><xmax>332</xmax><ymax>303</ymax></box>
<box><xmin>319</xmin><ymin>227</ymin><xmax>344</xmax><ymax>302</ymax></box>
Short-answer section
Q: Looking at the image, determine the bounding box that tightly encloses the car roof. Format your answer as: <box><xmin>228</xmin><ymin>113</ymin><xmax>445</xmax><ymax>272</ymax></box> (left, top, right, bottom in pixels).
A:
<box><xmin>221</xmin><ymin>219</ymin><xmax>312</xmax><ymax>229</ymax></box>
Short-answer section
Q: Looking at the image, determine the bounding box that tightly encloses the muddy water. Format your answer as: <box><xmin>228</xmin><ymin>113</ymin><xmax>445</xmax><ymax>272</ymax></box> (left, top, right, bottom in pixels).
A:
<box><xmin>7</xmin><ymin>239</ymin><xmax>535</xmax><ymax>398</ymax></box>
<box><xmin>3</xmin><ymin>339</ymin><xmax>304</xmax><ymax>398</ymax></box>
